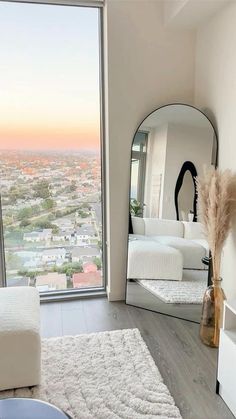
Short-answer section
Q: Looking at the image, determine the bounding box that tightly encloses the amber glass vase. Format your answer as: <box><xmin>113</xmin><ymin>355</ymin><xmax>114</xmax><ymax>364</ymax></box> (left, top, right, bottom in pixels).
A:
<box><xmin>200</xmin><ymin>279</ymin><xmax>226</xmax><ymax>348</ymax></box>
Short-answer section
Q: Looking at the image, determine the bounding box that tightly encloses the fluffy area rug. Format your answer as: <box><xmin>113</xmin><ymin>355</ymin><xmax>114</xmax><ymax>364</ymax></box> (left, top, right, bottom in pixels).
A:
<box><xmin>137</xmin><ymin>270</ymin><xmax>207</xmax><ymax>304</ymax></box>
<box><xmin>0</xmin><ymin>329</ymin><xmax>182</xmax><ymax>419</ymax></box>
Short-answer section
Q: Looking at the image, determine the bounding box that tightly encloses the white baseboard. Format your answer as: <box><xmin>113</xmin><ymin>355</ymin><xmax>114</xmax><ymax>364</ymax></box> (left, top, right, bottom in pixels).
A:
<box><xmin>219</xmin><ymin>384</ymin><xmax>236</xmax><ymax>417</ymax></box>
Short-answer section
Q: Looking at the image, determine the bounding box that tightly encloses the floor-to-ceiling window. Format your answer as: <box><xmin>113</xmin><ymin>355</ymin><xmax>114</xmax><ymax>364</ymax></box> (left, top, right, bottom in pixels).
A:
<box><xmin>130</xmin><ymin>131</ymin><xmax>148</xmax><ymax>217</ymax></box>
<box><xmin>0</xmin><ymin>1</ymin><xmax>105</xmax><ymax>295</ymax></box>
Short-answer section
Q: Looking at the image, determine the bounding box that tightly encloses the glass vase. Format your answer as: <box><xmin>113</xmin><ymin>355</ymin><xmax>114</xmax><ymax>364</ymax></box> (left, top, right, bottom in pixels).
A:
<box><xmin>199</xmin><ymin>279</ymin><xmax>226</xmax><ymax>348</ymax></box>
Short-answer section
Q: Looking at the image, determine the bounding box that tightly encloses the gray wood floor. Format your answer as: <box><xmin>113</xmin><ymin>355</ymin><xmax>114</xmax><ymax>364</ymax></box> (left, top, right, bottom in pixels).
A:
<box><xmin>40</xmin><ymin>297</ymin><xmax>234</xmax><ymax>419</ymax></box>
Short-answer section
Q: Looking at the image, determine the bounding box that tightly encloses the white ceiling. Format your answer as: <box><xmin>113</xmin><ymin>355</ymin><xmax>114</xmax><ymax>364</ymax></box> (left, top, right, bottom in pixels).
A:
<box><xmin>163</xmin><ymin>0</ymin><xmax>234</xmax><ymax>29</ymax></box>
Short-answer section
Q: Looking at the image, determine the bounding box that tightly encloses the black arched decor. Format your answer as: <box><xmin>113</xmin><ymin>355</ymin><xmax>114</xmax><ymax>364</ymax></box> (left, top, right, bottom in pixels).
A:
<box><xmin>174</xmin><ymin>161</ymin><xmax>198</xmax><ymax>222</ymax></box>
<box><xmin>129</xmin><ymin>212</ymin><xmax>133</xmax><ymax>234</ymax></box>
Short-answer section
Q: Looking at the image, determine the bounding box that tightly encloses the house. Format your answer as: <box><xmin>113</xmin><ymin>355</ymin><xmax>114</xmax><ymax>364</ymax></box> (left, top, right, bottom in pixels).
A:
<box><xmin>36</xmin><ymin>273</ymin><xmax>67</xmax><ymax>291</ymax></box>
<box><xmin>23</xmin><ymin>232</ymin><xmax>41</xmax><ymax>242</ymax></box>
<box><xmin>23</xmin><ymin>259</ymin><xmax>41</xmax><ymax>269</ymax></box>
<box><xmin>83</xmin><ymin>262</ymin><xmax>97</xmax><ymax>273</ymax></box>
<box><xmin>76</xmin><ymin>224</ymin><xmax>97</xmax><ymax>245</ymax></box>
<box><xmin>40</xmin><ymin>229</ymin><xmax>53</xmax><ymax>241</ymax></box>
<box><xmin>52</xmin><ymin>231</ymin><xmax>72</xmax><ymax>242</ymax></box>
<box><xmin>7</xmin><ymin>277</ymin><xmax>29</xmax><ymax>287</ymax></box>
<box><xmin>71</xmin><ymin>246</ymin><xmax>100</xmax><ymax>263</ymax></box>
<box><xmin>72</xmin><ymin>271</ymin><xmax>102</xmax><ymax>289</ymax></box>
<box><xmin>23</xmin><ymin>229</ymin><xmax>52</xmax><ymax>242</ymax></box>
<box><xmin>41</xmin><ymin>248</ymin><xmax>66</xmax><ymax>264</ymax></box>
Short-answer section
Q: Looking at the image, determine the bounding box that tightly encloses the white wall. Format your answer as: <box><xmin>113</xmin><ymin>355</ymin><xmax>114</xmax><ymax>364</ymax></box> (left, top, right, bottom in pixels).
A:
<box><xmin>104</xmin><ymin>0</ymin><xmax>196</xmax><ymax>300</ymax></box>
<box><xmin>195</xmin><ymin>2</ymin><xmax>236</xmax><ymax>298</ymax></box>
<box><xmin>161</xmin><ymin>123</ymin><xmax>214</xmax><ymax>220</ymax></box>
<box><xmin>143</xmin><ymin>122</ymin><xmax>213</xmax><ymax>221</ymax></box>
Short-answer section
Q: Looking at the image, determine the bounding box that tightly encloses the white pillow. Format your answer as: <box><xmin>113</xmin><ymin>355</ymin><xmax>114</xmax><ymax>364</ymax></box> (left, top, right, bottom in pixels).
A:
<box><xmin>144</xmin><ymin>218</ymin><xmax>184</xmax><ymax>238</ymax></box>
<box><xmin>183</xmin><ymin>221</ymin><xmax>205</xmax><ymax>240</ymax></box>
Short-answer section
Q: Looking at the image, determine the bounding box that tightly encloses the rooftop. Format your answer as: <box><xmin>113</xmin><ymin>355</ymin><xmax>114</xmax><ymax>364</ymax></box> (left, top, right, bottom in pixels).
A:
<box><xmin>83</xmin><ymin>262</ymin><xmax>98</xmax><ymax>273</ymax></box>
<box><xmin>71</xmin><ymin>247</ymin><xmax>100</xmax><ymax>257</ymax></box>
<box><xmin>36</xmin><ymin>273</ymin><xmax>67</xmax><ymax>290</ymax></box>
<box><xmin>72</xmin><ymin>271</ymin><xmax>102</xmax><ymax>288</ymax></box>
<box><xmin>42</xmin><ymin>248</ymin><xmax>66</xmax><ymax>256</ymax></box>
<box><xmin>76</xmin><ymin>225</ymin><xmax>95</xmax><ymax>235</ymax></box>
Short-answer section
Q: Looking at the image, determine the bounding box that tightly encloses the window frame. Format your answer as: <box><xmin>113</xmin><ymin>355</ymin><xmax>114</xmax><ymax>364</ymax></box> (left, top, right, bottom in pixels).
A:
<box><xmin>131</xmin><ymin>131</ymin><xmax>148</xmax><ymax>216</ymax></box>
<box><xmin>0</xmin><ymin>0</ymin><xmax>107</xmax><ymax>301</ymax></box>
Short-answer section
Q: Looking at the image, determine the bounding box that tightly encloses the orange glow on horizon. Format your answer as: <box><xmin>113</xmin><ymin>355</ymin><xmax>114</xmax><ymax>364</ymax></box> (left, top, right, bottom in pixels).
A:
<box><xmin>0</xmin><ymin>121</ymin><xmax>100</xmax><ymax>150</ymax></box>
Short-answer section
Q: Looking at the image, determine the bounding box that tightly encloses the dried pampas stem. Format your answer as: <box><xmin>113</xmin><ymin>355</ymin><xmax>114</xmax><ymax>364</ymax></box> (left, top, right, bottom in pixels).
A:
<box><xmin>196</xmin><ymin>168</ymin><xmax>236</xmax><ymax>282</ymax></box>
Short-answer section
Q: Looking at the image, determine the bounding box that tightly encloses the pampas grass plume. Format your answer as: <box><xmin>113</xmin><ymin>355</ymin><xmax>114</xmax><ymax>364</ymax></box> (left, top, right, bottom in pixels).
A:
<box><xmin>196</xmin><ymin>168</ymin><xmax>236</xmax><ymax>281</ymax></box>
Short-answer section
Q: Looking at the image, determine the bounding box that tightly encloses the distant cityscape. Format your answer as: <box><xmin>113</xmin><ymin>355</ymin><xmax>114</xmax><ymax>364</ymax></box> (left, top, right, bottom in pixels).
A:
<box><xmin>0</xmin><ymin>149</ymin><xmax>103</xmax><ymax>291</ymax></box>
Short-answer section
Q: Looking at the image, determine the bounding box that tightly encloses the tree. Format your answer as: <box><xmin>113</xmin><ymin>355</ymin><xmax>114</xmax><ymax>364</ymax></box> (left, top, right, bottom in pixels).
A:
<box><xmin>70</xmin><ymin>180</ymin><xmax>77</xmax><ymax>192</ymax></box>
<box><xmin>8</xmin><ymin>186</ymin><xmax>22</xmax><ymax>203</ymax></box>
<box><xmin>57</xmin><ymin>262</ymin><xmax>83</xmax><ymax>277</ymax></box>
<box><xmin>17</xmin><ymin>207</ymin><xmax>33</xmax><ymax>221</ymax></box>
<box><xmin>81</xmin><ymin>203</ymin><xmax>91</xmax><ymax>211</ymax></box>
<box><xmin>31</xmin><ymin>205</ymin><xmax>41</xmax><ymax>215</ymax></box>
<box><xmin>33</xmin><ymin>180</ymin><xmax>51</xmax><ymax>199</ymax></box>
<box><xmin>67</xmin><ymin>278</ymin><xmax>73</xmax><ymax>289</ymax></box>
<box><xmin>18</xmin><ymin>270</ymin><xmax>38</xmax><ymax>279</ymax></box>
<box><xmin>42</xmin><ymin>198</ymin><xmax>55</xmax><ymax>211</ymax></box>
<box><xmin>18</xmin><ymin>269</ymin><xmax>29</xmax><ymax>277</ymax></box>
<box><xmin>55</xmin><ymin>210</ymin><xmax>62</xmax><ymax>218</ymax></box>
<box><xmin>33</xmin><ymin>220</ymin><xmax>52</xmax><ymax>229</ymax></box>
<box><xmin>78</xmin><ymin>209</ymin><xmax>89</xmax><ymax>218</ymax></box>
<box><xmin>6</xmin><ymin>253</ymin><xmax>22</xmax><ymax>270</ymax></box>
<box><xmin>93</xmin><ymin>257</ymin><xmax>102</xmax><ymax>270</ymax></box>
<box><xmin>3</xmin><ymin>216</ymin><xmax>14</xmax><ymax>226</ymax></box>
<box><xmin>51</xmin><ymin>225</ymin><xmax>59</xmax><ymax>234</ymax></box>
<box><xmin>33</xmin><ymin>220</ymin><xmax>59</xmax><ymax>233</ymax></box>
<box><xmin>19</xmin><ymin>219</ymin><xmax>31</xmax><ymax>227</ymax></box>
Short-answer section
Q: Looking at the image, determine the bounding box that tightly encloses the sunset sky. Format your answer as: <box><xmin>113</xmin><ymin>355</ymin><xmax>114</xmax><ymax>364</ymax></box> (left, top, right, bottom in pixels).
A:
<box><xmin>0</xmin><ymin>2</ymin><xmax>100</xmax><ymax>150</ymax></box>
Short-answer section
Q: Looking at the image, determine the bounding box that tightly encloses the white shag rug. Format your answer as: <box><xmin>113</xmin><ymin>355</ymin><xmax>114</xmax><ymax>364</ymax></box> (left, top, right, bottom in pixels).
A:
<box><xmin>0</xmin><ymin>328</ymin><xmax>182</xmax><ymax>419</ymax></box>
<box><xmin>137</xmin><ymin>270</ymin><xmax>207</xmax><ymax>304</ymax></box>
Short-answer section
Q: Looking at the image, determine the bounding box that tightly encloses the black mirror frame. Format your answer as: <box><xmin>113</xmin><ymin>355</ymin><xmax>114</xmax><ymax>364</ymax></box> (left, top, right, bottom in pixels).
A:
<box><xmin>126</xmin><ymin>103</ymin><xmax>218</xmax><ymax>323</ymax></box>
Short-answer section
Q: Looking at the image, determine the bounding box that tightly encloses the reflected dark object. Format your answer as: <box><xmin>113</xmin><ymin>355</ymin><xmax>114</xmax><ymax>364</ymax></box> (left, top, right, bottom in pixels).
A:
<box><xmin>175</xmin><ymin>161</ymin><xmax>198</xmax><ymax>222</ymax></box>
<box><xmin>202</xmin><ymin>253</ymin><xmax>213</xmax><ymax>287</ymax></box>
<box><xmin>129</xmin><ymin>212</ymin><xmax>133</xmax><ymax>234</ymax></box>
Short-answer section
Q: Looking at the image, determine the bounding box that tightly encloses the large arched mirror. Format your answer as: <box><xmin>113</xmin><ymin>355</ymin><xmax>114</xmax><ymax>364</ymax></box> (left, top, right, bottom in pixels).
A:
<box><xmin>126</xmin><ymin>104</ymin><xmax>217</xmax><ymax>322</ymax></box>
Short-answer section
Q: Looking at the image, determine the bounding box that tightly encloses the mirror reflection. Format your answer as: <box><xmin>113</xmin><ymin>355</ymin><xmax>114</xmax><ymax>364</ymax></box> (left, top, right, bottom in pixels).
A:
<box><xmin>126</xmin><ymin>104</ymin><xmax>217</xmax><ymax>322</ymax></box>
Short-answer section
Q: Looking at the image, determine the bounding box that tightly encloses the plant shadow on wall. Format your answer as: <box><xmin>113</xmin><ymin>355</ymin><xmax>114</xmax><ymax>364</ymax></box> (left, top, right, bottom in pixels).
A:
<box><xmin>197</xmin><ymin>168</ymin><xmax>236</xmax><ymax>348</ymax></box>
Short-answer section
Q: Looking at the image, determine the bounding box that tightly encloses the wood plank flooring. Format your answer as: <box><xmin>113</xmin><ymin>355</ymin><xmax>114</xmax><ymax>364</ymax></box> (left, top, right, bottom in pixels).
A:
<box><xmin>40</xmin><ymin>297</ymin><xmax>234</xmax><ymax>419</ymax></box>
